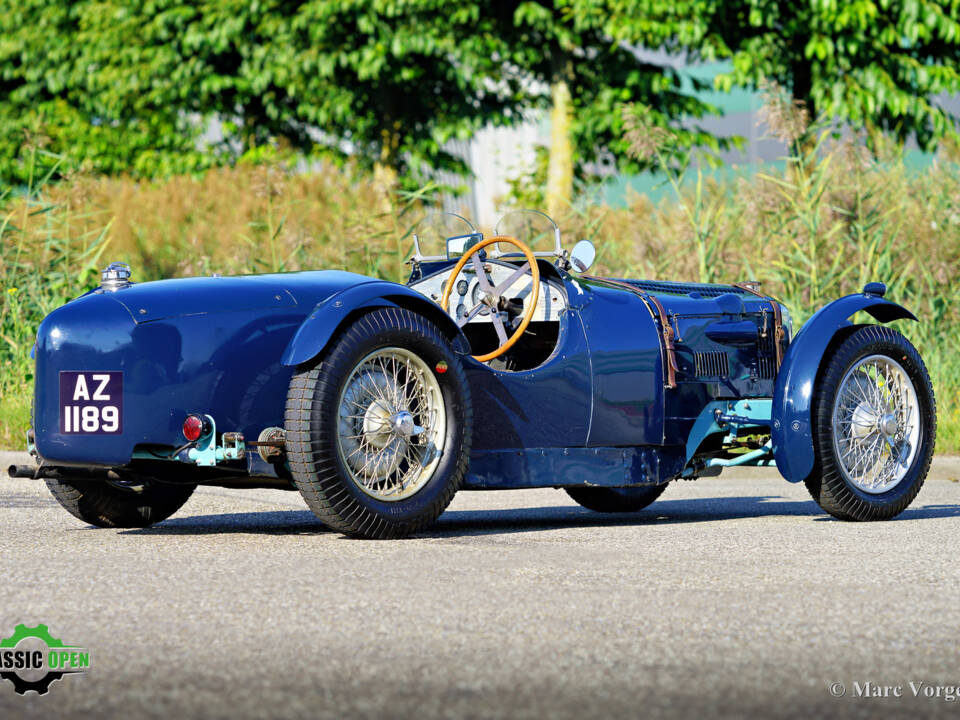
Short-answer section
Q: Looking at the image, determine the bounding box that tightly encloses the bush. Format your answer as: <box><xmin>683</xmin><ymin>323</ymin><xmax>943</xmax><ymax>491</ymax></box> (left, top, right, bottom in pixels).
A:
<box><xmin>3</xmin><ymin>142</ymin><xmax>959</xmax><ymax>454</ymax></box>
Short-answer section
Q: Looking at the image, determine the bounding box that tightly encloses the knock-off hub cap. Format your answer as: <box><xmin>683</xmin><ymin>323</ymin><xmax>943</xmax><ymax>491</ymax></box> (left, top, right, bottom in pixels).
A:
<box><xmin>362</xmin><ymin>400</ymin><xmax>395</xmax><ymax>449</ymax></box>
<box><xmin>391</xmin><ymin>411</ymin><xmax>417</xmax><ymax>438</ymax></box>
<box><xmin>879</xmin><ymin>413</ymin><xmax>898</xmax><ymax>438</ymax></box>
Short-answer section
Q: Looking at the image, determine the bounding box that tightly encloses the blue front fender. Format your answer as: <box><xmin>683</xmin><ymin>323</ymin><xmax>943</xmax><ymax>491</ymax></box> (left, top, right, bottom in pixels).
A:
<box><xmin>280</xmin><ymin>280</ymin><xmax>467</xmax><ymax>367</ymax></box>
<box><xmin>771</xmin><ymin>292</ymin><xmax>916</xmax><ymax>483</ymax></box>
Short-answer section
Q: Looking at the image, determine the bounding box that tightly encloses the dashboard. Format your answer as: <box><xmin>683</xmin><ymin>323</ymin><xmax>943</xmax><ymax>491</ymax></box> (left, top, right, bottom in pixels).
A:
<box><xmin>408</xmin><ymin>260</ymin><xmax>567</xmax><ymax>324</ymax></box>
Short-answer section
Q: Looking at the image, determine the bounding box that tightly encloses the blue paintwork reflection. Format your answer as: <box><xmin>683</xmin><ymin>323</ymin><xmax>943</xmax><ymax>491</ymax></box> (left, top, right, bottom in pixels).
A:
<box><xmin>464</xmin><ymin>309</ymin><xmax>592</xmax><ymax>449</ymax></box>
<box><xmin>34</xmin><ymin>271</ymin><xmax>373</xmax><ymax>466</ymax></box>
<box><xmin>576</xmin><ymin>282</ymin><xmax>664</xmax><ymax>446</ymax></box>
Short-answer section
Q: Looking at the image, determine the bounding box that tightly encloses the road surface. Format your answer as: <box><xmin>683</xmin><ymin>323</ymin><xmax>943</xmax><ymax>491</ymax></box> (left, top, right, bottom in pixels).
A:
<box><xmin>2</xmin><ymin>450</ymin><xmax>960</xmax><ymax>719</ymax></box>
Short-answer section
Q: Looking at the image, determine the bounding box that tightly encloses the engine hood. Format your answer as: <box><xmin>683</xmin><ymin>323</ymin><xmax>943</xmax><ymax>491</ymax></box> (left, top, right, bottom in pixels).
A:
<box><xmin>101</xmin><ymin>270</ymin><xmax>374</xmax><ymax>323</ymax></box>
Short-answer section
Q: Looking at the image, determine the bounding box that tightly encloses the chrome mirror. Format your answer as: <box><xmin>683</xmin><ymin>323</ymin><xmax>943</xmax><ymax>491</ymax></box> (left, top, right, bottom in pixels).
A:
<box><xmin>446</xmin><ymin>232</ymin><xmax>483</xmax><ymax>259</ymax></box>
<box><xmin>569</xmin><ymin>240</ymin><xmax>596</xmax><ymax>273</ymax></box>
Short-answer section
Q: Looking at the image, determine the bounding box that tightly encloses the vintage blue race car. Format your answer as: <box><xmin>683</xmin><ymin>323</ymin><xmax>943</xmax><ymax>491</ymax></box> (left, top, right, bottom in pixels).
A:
<box><xmin>10</xmin><ymin>210</ymin><xmax>936</xmax><ymax>537</ymax></box>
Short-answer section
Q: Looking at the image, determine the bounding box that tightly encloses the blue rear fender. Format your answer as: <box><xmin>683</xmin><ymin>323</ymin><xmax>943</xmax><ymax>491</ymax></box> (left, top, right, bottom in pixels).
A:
<box><xmin>771</xmin><ymin>292</ymin><xmax>917</xmax><ymax>483</ymax></box>
<box><xmin>280</xmin><ymin>280</ymin><xmax>468</xmax><ymax>367</ymax></box>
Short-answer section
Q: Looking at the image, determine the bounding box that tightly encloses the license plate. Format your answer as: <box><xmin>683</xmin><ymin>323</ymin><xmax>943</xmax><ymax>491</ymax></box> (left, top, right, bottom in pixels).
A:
<box><xmin>59</xmin><ymin>371</ymin><xmax>123</xmax><ymax>435</ymax></box>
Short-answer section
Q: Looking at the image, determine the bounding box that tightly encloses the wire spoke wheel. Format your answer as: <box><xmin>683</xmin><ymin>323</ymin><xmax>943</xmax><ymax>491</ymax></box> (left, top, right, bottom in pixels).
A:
<box><xmin>831</xmin><ymin>354</ymin><xmax>921</xmax><ymax>495</ymax></box>
<box><xmin>287</xmin><ymin>308</ymin><xmax>472</xmax><ymax>538</ymax></box>
<box><xmin>336</xmin><ymin>347</ymin><xmax>447</xmax><ymax>501</ymax></box>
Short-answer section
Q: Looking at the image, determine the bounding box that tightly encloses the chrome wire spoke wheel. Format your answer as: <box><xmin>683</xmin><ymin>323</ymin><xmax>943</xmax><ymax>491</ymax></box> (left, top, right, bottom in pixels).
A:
<box><xmin>336</xmin><ymin>347</ymin><xmax>446</xmax><ymax>501</ymax></box>
<box><xmin>831</xmin><ymin>354</ymin><xmax>921</xmax><ymax>494</ymax></box>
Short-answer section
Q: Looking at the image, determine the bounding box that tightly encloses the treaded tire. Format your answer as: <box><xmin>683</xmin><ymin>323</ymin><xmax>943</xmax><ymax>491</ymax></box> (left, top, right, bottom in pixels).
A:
<box><xmin>804</xmin><ymin>325</ymin><xmax>935</xmax><ymax>521</ymax></box>
<box><xmin>286</xmin><ymin>307</ymin><xmax>472</xmax><ymax>538</ymax></box>
<box><xmin>45</xmin><ymin>477</ymin><xmax>196</xmax><ymax>528</ymax></box>
<box><xmin>565</xmin><ymin>484</ymin><xmax>668</xmax><ymax>513</ymax></box>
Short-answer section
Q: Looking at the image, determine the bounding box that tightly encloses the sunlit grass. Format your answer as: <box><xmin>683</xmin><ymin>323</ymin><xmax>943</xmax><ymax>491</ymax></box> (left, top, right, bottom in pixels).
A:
<box><xmin>2</xmin><ymin>147</ymin><xmax>959</xmax><ymax>454</ymax></box>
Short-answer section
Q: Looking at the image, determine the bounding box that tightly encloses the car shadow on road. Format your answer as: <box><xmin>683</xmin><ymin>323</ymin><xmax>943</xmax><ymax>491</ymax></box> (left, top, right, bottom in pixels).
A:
<box><xmin>121</xmin><ymin>510</ymin><xmax>330</xmax><ymax>535</ymax></box>
<box><xmin>118</xmin><ymin>497</ymin><xmax>960</xmax><ymax>537</ymax></box>
<box><xmin>427</xmin><ymin>496</ymin><xmax>819</xmax><ymax>536</ymax></box>
<box><xmin>430</xmin><ymin>497</ymin><xmax>960</xmax><ymax>535</ymax></box>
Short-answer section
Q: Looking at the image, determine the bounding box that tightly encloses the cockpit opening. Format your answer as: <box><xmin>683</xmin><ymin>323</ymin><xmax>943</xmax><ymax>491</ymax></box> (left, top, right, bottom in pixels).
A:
<box><xmin>407</xmin><ymin>211</ymin><xmax>586</xmax><ymax>372</ymax></box>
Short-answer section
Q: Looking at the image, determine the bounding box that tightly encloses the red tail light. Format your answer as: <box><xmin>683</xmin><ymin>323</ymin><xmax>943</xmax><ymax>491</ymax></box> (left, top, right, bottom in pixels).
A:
<box><xmin>182</xmin><ymin>414</ymin><xmax>209</xmax><ymax>442</ymax></box>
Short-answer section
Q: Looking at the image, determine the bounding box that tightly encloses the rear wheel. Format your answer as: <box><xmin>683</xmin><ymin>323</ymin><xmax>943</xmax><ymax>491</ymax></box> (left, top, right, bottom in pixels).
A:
<box><xmin>804</xmin><ymin>326</ymin><xmax>935</xmax><ymax>521</ymax></box>
<box><xmin>565</xmin><ymin>484</ymin><xmax>668</xmax><ymax>513</ymax></box>
<box><xmin>45</xmin><ymin>476</ymin><xmax>196</xmax><ymax>528</ymax></box>
<box><xmin>286</xmin><ymin>308</ymin><xmax>472</xmax><ymax>538</ymax></box>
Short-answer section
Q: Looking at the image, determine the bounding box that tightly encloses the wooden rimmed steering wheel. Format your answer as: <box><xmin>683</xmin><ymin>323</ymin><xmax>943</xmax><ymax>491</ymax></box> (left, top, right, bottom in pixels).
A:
<box><xmin>440</xmin><ymin>236</ymin><xmax>541</xmax><ymax>362</ymax></box>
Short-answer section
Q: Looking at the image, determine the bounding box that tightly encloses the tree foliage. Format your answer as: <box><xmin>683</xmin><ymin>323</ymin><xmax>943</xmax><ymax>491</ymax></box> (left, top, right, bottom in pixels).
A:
<box><xmin>599</xmin><ymin>0</ymin><xmax>960</xmax><ymax>150</ymax></box>
<box><xmin>715</xmin><ymin>0</ymin><xmax>960</xmax><ymax>150</ymax></box>
<box><xmin>497</xmin><ymin>2</ymin><xmax>732</xmax><ymax>172</ymax></box>
<box><xmin>0</xmin><ymin>1</ymin><xmax>522</xmax><ymax>185</ymax></box>
<box><xmin>2</xmin><ymin>0</ymin><xmax>958</xmax><ymax>188</ymax></box>
<box><xmin>0</xmin><ymin>0</ymin><xmax>214</xmax><ymax>184</ymax></box>
<box><xmin>0</xmin><ymin>0</ymin><xmax>729</xmax><ymax>188</ymax></box>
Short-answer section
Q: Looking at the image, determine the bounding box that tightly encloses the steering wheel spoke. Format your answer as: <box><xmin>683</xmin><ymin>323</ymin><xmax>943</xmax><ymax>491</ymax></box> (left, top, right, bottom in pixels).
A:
<box><xmin>456</xmin><ymin>302</ymin><xmax>487</xmax><ymax>328</ymax></box>
<box><xmin>490</xmin><ymin>311</ymin><xmax>509</xmax><ymax>345</ymax></box>
<box><xmin>470</xmin><ymin>253</ymin><xmax>495</xmax><ymax>291</ymax></box>
<box><xmin>440</xmin><ymin>236</ymin><xmax>541</xmax><ymax>363</ymax></box>
<box><xmin>493</xmin><ymin>262</ymin><xmax>531</xmax><ymax>296</ymax></box>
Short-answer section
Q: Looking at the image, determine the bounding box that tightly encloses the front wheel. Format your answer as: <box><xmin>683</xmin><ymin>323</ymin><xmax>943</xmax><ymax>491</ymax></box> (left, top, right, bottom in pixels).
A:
<box><xmin>286</xmin><ymin>308</ymin><xmax>473</xmax><ymax>538</ymax></box>
<box><xmin>805</xmin><ymin>326</ymin><xmax>936</xmax><ymax>521</ymax></box>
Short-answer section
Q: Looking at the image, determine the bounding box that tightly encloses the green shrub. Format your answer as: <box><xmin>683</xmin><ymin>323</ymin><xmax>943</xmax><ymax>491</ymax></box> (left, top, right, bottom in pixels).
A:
<box><xmin>3</xmin><ymin>141</ymin><xmax>959</xmax><ymax>454</ymax></box>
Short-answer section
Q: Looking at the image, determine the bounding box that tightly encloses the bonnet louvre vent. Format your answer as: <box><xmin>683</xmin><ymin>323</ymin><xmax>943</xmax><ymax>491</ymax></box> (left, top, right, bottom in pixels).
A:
<box><xmin>694</xmin><ymin>351</ymin><xmax>730</xmax><ymax>378</ymax></box>
<box><xmin>757</xmin><ymin>332</ymin><xmax>777</xmax><ymax>378</ymax></box>
<box><xmin>757</xmin><ymin>356</ymin><xmax>776</xmax><ymax>379</ymax></box>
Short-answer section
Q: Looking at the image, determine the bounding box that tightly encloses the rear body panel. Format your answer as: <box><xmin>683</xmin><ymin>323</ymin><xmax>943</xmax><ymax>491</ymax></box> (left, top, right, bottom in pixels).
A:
<box><xmin>33</xmin><ymin>272</ymin><xmax>366</xmax><ymax>466</ymax></box>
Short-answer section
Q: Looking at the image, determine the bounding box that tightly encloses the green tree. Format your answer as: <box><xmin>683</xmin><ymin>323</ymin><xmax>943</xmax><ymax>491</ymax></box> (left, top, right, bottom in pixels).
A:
<box><xmin>251</xmin><ymin>1</ymin><xmax>521</xmax><ymax>188</ymax></box>
<box><xmin>0</xmin><ymin>1</ymin><xmax>522</xmax><ymax>189</ymax></box>
<box><xmin>714</xmin><ymin>0</ymin><xmax>960</xmax><ymax>150</ymax></box>
<box><xmin>599</xmin><ymin>0</ymin><xmax>960</xmax><ymax>150</ymax></box>
<box><xmin>494</xmin><ymin>1</ymin><xmax>731</xmax><ymax>215</ymax></box>
<box><xmin>0</xmin><ymin>0</ymin><xmax>213</xmax><ymax>185</ymax></box>
<box><xmin>1</xmin><ymin>0</ymin><xmax>731</xmax><ymax>201</ymax></box>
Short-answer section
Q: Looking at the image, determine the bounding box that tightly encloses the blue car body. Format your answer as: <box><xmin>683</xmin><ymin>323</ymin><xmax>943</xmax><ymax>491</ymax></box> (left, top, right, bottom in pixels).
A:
<box><xmin>28</xmin><ymin>257</ymin><xmax>915</xmax><ymax>489</ymax></box>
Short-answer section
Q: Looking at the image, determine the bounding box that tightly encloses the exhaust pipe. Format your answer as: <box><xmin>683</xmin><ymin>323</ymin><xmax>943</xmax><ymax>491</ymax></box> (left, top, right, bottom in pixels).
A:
<box><xmin>7</xmin><ymin>464</ymin><xmax>113</xmax><ymax>480</ymax></box>
<box><xmin>8</xmin><ymin>465</ymin><xmax>40</xmax><ymax>479</ymax></box>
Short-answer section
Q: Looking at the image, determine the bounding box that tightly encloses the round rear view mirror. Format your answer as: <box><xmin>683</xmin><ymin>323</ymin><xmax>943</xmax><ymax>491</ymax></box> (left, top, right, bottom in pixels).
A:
<box><xmin>569</xmin><ymin>240</ymin><xmax>596</xmax><ymax>273</ymax></box>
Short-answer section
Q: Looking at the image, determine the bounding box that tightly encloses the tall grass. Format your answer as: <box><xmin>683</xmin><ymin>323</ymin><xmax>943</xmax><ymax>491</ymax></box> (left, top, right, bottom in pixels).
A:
<box><xmin>2</xmin><ymin>137</ymin><xmax>960</xmax><ymax>452</ymax></box>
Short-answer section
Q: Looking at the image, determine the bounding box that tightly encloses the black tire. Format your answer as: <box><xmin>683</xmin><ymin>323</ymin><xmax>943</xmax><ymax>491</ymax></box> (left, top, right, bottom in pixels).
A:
<box><xmin>565</xmin><ymin>484</ymin><xmax>668</xmax><ymax>513</ymax></box>
<box><xmin>45</xmin><ymin>477</ymin><xmax>196</xmax><ymax>528</ymax></box>
<box><xmin>804</xmin><ymin>326</ymin><xmax>935</xmax><ymax>521</ymax></box>
<box><xmin>286</xmin><ymin>307</ymin><xmax>472</xmax><ymax>538</ymax></box>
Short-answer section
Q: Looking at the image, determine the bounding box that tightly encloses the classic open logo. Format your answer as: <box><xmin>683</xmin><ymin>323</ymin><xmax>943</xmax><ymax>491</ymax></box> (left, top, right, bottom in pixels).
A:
<box><xmin>0</xmin><ymin>624</ymin><xmax>89</xmax><ymax>695</ymax></box>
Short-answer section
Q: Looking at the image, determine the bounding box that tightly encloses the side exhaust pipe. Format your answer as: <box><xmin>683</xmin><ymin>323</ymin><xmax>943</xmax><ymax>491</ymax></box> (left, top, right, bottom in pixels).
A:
<box><xmin>7</xmin><ymin>465</ymin><xmax>113</xmax><ymax>480</ymax></box>
<box><xmin>8</xmin><ymin>465</ymin><xmax>40</xmax><ymax>479</ymax></box>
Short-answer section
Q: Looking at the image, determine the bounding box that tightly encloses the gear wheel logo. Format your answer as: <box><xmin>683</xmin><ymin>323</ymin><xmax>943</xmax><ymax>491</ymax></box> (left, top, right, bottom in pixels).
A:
<box><xmin>0</xmin><ymin>624</ymin><xmax>89</xmax><ymax>695</ymax></box>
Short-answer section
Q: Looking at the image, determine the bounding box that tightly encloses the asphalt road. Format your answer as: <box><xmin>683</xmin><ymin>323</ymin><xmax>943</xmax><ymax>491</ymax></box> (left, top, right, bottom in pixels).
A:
<box><xmin>2</xmin><ymin>450</ymin><xmax>960</xmax><ymax>720</ymax></box>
